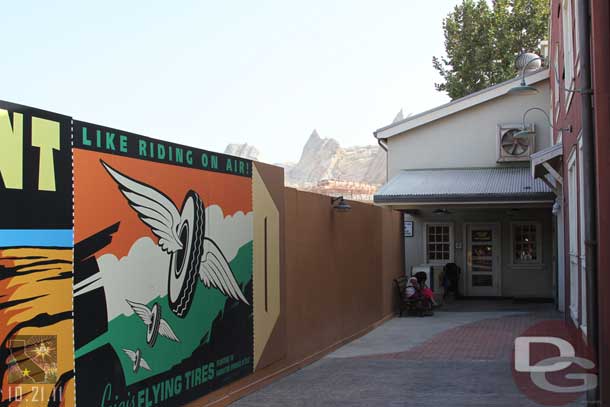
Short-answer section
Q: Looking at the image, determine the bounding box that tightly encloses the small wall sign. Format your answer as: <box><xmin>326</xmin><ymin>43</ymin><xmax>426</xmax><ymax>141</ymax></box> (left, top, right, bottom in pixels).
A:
<box><xmin>404</xmin><ymin>220</ymin><xmax>414</xmax><ymax>237</ymax></box>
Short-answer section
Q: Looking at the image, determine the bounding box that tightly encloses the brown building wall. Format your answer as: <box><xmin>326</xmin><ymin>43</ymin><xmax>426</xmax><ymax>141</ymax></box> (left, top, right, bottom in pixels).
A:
<box><xmin>187</xmin><ymin>185</ymin><xmax>402</xmax><ymax>406</ymax></box>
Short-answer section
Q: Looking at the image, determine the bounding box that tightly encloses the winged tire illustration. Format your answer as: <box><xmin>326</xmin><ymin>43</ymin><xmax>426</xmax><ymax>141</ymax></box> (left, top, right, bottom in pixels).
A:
<box><xmin>101</xmin><ymin>160</ymin><xmax>249</xmax><ymax>318</ymax></box>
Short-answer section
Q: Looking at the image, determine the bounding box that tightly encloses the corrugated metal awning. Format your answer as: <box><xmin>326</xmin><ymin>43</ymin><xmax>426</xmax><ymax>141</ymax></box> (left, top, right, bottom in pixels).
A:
<box><xmin>530</xmin><ymin>144</ymin><xmax>563</xmax><ymax>194</ymax></box>
<box><xmin>374</xmin><ymin>167</ymin><xmax>555</xmax><ymax>204</ymax></box>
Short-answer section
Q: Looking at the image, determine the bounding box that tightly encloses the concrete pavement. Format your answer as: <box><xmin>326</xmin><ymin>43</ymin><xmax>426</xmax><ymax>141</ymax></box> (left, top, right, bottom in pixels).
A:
<box><xmin>232</xmin><ymin>300</ymin><xmax>586</xmax><ymax>407</ymax></box>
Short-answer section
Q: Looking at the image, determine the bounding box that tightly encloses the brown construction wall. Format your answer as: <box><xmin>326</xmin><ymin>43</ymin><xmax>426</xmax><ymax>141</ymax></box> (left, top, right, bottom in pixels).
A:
<box><xmin>188</xmin><ymin>186</ymin><xmax>402</xmax><ymax>406</ymax></box>
<box><xmin>381</xmin><ymin>206</ymin><xmax>404</xmax><ymax>317</ymax></box>
<box><xmin>284</xmin><ymin>188</ymin><xmax>400</xmax><ymax>361</ymax></box>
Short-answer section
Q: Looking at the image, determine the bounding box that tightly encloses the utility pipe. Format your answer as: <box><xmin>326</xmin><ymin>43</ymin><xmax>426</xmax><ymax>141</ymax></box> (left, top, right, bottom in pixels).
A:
<box><xmin>576</xmin><ymin>0</ymin><xmax>598</xmax><ymax>403</ymax></box>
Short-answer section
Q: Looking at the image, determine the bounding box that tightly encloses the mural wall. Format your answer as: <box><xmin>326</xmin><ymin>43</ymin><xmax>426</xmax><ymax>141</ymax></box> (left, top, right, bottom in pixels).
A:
<box><xmin>72</xmin><ymin>121</ymin><xmax>255</xmax><ymax>406</ymax></box>
<box><xmin>0</xmin><ymin>100</ymin><xmax>284</xmax><ymax>406</ymax></box>
<box><xmin>0</xmin><ymin>101</ymin><xmax>74</xmax><ymax>406</ymax></box>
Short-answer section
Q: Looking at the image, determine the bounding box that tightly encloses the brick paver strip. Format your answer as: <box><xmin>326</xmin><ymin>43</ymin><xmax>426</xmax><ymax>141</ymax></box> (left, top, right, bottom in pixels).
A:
<box><xmin>354</xmin><ymin>312</ymin><xmax>561</xmax><ymax>362</ymax></box>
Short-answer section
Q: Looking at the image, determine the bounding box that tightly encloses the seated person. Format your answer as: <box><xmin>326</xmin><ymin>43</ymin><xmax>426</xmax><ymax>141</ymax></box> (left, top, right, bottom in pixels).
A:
<box><xmin>414</xmin><ymin>272</ymin><xmax>437</xmax><ymax>307</ymax></box>
<box><xmin>422</xmin><ymin>286</ymin><xmax>437</xmax><ymax>307</ymax></box>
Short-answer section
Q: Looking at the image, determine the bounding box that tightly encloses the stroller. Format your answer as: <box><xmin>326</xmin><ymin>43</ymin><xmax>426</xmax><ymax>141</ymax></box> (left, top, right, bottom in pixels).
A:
<box><xmin>442</xmin><ymin>263</ymin><xmax>461</xmax><ymax>300</ymax></box>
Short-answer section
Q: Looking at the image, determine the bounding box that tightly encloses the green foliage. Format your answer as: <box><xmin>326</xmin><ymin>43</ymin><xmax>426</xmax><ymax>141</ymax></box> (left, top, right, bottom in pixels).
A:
<box><xmin>433</xmin><ymin>0</ymin><xmax>549</xmax><ymax>100</ymax></box>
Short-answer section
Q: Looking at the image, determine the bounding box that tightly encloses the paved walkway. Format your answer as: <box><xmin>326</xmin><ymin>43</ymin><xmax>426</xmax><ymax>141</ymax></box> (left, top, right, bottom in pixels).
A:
<box><xmin>233</xmin><ymin>300</ymin><xmax>586</xmax><ymax>407</ymax></box>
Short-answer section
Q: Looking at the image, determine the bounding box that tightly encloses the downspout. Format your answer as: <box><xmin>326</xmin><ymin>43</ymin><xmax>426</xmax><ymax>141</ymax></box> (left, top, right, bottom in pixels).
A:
<box><xmin>375</xmin><ymin>133</ymin><xmax>389</xmax><ymax>184</ymax></box>
<box><xmin>577</xmin><ymin>0</ymin><xmax>598</xmax><ymax>400</ymax></box>
<box><xmin>376</xmin><ymin>136</ymin><xmax>388</xmax><ymax>152</ymax></box>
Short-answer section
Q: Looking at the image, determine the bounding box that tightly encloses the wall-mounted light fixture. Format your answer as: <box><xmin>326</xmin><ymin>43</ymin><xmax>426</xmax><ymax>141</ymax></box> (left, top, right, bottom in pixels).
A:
<box><xmin>331</xmin><ymin>196</ymin><xmax>352</xmax><ymax>212</ymax></box>
<box><xmin>432</xmin><ymin>208</ymin><xmax>451</xmax><ymax>216</ymax></box>
<box><xmin>508</xmin><ymin>54</ymin><xmax>593</xmax><ymax>96</ymax></box>
<box><xmin>513</xmin><ymin>107</ymin><xmax>572</xmax><ymax>139</ymax></box>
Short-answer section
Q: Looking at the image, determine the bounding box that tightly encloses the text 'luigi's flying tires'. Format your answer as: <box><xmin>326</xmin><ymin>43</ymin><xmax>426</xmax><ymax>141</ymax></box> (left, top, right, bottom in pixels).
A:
<box><xmin>168</xmin><ymin>191</ymin><xmax>205</xmax><ymax>318</ymax></box>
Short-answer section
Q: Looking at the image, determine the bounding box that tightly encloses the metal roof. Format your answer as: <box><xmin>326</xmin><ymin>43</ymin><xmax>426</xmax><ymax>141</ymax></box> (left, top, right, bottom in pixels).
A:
<box><xmin>374</xmin><ymin>167</ymin><xmax>555</xmax><ymax>204</ymax></box>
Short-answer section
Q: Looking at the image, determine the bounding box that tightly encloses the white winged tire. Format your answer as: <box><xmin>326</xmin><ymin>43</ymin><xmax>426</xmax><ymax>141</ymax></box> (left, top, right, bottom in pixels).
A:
<box><xmin>168</xmin><ymin>191</ymin><xmax>205</xmax><ymax>318</ymax></box>
<box><xmin>146</xmin><ymin>303</ymin><xmax>162</xmax><ymax>346</ymax></box>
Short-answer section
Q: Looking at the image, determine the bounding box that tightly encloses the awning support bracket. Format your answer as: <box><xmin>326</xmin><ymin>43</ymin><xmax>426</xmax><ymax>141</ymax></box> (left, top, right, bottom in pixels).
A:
<box><xmin>539</xmin><ymin>175</ymin><xmax>560</xmax><ymax>195</ymax></box>
<box><xmin>542</xmin><ymin>162</ymin><xmax>563</xmax><ymax>185</ymax></box>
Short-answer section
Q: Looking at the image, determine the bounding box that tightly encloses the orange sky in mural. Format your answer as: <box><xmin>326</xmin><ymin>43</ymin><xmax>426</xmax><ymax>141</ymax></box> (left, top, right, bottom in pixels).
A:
<box><xmin>74</xmin><ymin>149</ymin><xmax>252</xmax><ymax>258</ymax></box>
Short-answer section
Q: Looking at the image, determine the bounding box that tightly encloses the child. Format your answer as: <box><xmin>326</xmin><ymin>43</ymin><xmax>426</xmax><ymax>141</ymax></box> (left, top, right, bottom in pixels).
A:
<box><xmin>415</xmin><ymin>272</ymin><xmax>437</xmax><ymax>307</ymax></box>
<box><xmin>421</xmin><ymin>285</ymin><xmax>437</xmax><ymax>307</ymax></box>
<box><xmin>405</xmin><ymin>277</ymin><xmax>420</xmax><ymax>299</ymax></box>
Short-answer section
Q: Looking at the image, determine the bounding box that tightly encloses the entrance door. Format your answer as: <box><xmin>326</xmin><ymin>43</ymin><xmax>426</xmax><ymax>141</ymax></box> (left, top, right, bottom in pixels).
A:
<box><xmin>466</xmin><ymin>224</ymin><xmax>500</xmax><ymax>296</ymax></box>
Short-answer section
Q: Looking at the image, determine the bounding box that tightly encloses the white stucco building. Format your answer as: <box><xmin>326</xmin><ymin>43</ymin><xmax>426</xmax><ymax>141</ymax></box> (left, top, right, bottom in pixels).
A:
<box><xmin>374</xmin><ymin>70</ymin><xmax>561</xmax><ymax>300</ymax></box>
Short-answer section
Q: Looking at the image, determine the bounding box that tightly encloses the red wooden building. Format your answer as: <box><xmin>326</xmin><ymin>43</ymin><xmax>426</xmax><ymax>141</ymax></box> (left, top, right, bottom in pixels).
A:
<box><xmin>545</xmin><ymin>0</ymin><xmax>609</xmax><ymax>403</ymax></box>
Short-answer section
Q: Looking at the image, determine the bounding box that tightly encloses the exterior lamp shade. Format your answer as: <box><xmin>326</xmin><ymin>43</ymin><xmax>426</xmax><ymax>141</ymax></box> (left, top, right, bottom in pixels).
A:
<box><xmin>509</xmin><ymin>53</ymin><xmax>543</xmax><ymax>96</ymax></box>
<box><xmin>508</xmin><ymin>84</ymin><xmax>539</xmax><ymax>96</ymax></box>
<box><xmin>331</xmin><ymin>196</ymin><xmax>352</xmax><ymax>212</ymax></box>
<box><xmin>513</xmin><ymin>129</ymin><xmax>533</xmax><ymax>139</ymax></box>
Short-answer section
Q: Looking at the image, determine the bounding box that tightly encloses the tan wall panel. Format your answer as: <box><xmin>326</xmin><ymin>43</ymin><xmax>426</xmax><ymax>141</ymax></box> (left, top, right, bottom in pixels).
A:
<box><xmin>253</xmin><ymin>166</ymin><xmax>281</xmax><ymax>369</ymax></box>
<box><xmin>252</xmin><ymin>162</ymin><xmax>287</xmax><ymax>370</ymax></box>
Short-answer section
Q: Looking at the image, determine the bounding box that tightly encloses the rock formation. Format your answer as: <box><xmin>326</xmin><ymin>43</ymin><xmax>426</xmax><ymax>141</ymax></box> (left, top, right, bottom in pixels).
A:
<box><xmin>224</xmin><ymin>143</ymin><xmax>261</xmax><ymax>161</ymax></box>
<box><xmin>285</xmin><ymin>130</ymin><xmax>386</xmax><ymax>186</ymax></box>
<box><xmin>224</xmin><ymin>130</ymin><xmax>387</xmax><ymax>188</ymax></box>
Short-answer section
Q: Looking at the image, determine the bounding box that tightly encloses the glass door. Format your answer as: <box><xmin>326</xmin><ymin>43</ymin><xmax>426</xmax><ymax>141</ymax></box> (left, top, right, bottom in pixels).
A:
<box><xmin>467</xmin><ymin>224</ymin><xmax>500</xmax><ymax>296</ymax></box>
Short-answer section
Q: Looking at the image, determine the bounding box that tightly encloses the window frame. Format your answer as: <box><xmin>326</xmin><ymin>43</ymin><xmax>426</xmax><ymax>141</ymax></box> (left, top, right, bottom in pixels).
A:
<box><xmin>553</xmin><ymin>41</ymin><xmax>561</xmax><ymax>124</ymax></box>
<box><xmin>578</xmin><ymin>136</ymin><xmax>587</xmax><ymax>333</ymax></box>
<box><xmin>562</xmin><ymin>0</ymin><xmax>576</xmax><ymax>110</ymax></box>
<box><xmin>510</xmin><ymin>221</ymin><xmax>543</xmax><ymax>266</ymax></box>
<box><xmin>567</xmin><ymin>148</ymin><xmax>579</xmax><ymax>322</ymax></box>
<box><xmin>423</xmin><ymin>222</ymin><xmax>454</xmax><ymax>265</ymax></box>
<box><xmin>573</xmin><ymin>0</ymin><xmax>581</xmax><ymax>72</ymax></box>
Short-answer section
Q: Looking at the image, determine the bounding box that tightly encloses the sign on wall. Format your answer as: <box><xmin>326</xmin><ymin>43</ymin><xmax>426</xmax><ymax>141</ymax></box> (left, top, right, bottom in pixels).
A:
<box><xmin>403</xmin><ymin>219</ymin><xmax>414</xmax><ymax>238</ymax></box>
<box><xmin>0</xmin><ymin>101</ymin><xmax>74</xmax><ymax>406</ymax></box>
<box><xmin>72</xmin><ymin>121</ymin><xmax>254</xmax><ymax>406</ymax></box>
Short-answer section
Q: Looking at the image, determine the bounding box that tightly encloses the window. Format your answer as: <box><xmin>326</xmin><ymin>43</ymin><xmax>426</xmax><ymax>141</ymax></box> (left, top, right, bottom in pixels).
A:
<box><xmin>562</xmin><ymin>0</ymin><xmax>575</xmax><ymax>107</ymax></box>
<box><xmin>425</xmin><ymin>224</ymin><xmax>453</xmax><ymax>264</ymax></box>
<box><xmin>567</xmin><ymin>150</ymin><xmax>579</xmax><ymax>321</ymax></box>
<box><xmin>553</xmin><ymin>42</ymin><xmax>561</xmax><ymax>124</ymax></box>
<box><xmin>512</xmin><ymin>223</ymin><xmax>542</xmax><ymax>265</ymax></box>
<box><xmin>573</xmin><ymin>0</ymin><xmax>581</xmax><ymax>65</ymax></box>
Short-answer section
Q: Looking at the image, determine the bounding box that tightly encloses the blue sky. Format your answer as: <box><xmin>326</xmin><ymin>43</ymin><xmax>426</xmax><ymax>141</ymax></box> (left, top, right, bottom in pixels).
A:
<box><xmin>0</xmin><ymin>229</ymin><xmax>72</xmax><ymax>247</ymax></box>
<box><xmin>1</xmin><ymin>1</ymin><xmax>461</xmax><ymax>163</ymax></box>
